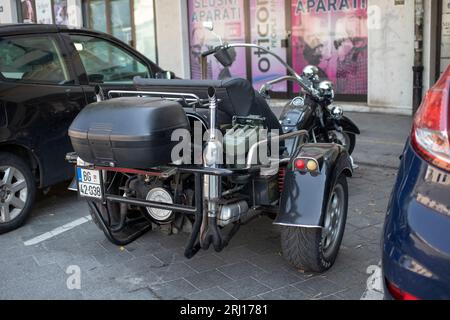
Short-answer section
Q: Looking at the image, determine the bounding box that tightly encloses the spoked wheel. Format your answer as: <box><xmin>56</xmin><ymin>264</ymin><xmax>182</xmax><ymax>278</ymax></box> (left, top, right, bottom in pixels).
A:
<box><xmin>280</xmin><ymin>175</ymin><xmax>348</xmax><ymax>273</ymax></box>
<box><xmin>322</xmin><ymin>181</ymin><xmax>346</xmax><ymax>260</ymax></box>
<box><xmin>0</xmin><ymin>153</ymin><xmax>36</xmax><ymax>234</ymax></box>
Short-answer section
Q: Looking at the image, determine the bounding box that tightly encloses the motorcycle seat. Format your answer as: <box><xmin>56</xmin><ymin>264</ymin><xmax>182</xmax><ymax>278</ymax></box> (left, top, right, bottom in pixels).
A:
<box><xmin>133</xmin><ymin>77</ymin><xmax>281</xmax><ymax>131</ymax></box>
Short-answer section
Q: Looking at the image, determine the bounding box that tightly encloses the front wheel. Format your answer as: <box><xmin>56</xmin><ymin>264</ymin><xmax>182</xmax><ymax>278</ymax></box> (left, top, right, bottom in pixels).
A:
<box><xmin>315</xmin><ymin>130</ymin><xmax>356</xmax><ymax>155</ymax></box>
<box><xmin>280</xmin><ymin>175</ymin><xmax>348</xmax><ymax>273</ymax></box>
<box><xmin>0</xmin><ymin>153</ymin><xmax>36</xmax><ymax>234</ymax></box>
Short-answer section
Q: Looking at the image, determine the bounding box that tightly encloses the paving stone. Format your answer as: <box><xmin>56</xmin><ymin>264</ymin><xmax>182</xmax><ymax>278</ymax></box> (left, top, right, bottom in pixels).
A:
<box><xmin>185</xmin><ymin>254</ymin><xmax>227</xmax><ymax>272</ymax></box>
<box><xmin>217</xmin><ymin>261</ymin><xmax>265</xmax><ymax>281</ymax></box>
<box><xmin>93</xmin><ymin>250</ymin><xmax>135</xmax><ymax>266</ymax></box>
<box><xmin>150</xmin><ymin>279</ymin><xmax>199</xmax><ymax>300</ymax></box>
<box><xmin>219</xmin><ymin>277</ymin><xmax>271</xmax><ymax>300</ymax></box>
<box><xmin>149</xmin><ymin>262</ymin><xmax>198</xmax><ymax>282</ymax></box>
<box><xmin>252</xmin><ymin>270</ymin><xmax>305</xmax><ymax>290</ymax></box>
<box><xmin>258</xmin><ymin>285</ymin><xmax>310</xmax><ymax>300</ymax></box>
<box><xmin>184</xmin><ymin>270</ymin><xmax>232</xmax><ymax>290</ymax></box>
<box><xmin>294</xmin><ymin>276</ymin><xmax>346</xmax><ymax>299</ymax></box>
<box><xmin>187</xmin><ymin>286</ymin><xmax>236</xmax><ymax>300</ymax></box>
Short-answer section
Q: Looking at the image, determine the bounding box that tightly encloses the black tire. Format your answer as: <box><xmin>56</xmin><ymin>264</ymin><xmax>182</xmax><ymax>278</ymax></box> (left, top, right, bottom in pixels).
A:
<box><xmin>0</xmin><ymin>153</ymin><xmax>37</xmax><ymax>234</ymax></box>
<box><xmin>280</xmin><ymin>175</ymin><xmax>348</xmax><ymax>273</ymax></box>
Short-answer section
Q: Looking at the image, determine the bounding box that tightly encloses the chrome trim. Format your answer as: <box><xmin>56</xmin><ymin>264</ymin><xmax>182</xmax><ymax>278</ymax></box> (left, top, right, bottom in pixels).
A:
<box><xmin>259</xmin><ymin>76</ymin><xmax>299</xmax><ymax>95</ymax></box>
<box><xmin>107</xmin><ymin>90</ymin><xmax>204</xmax><ymax>111</ymax></box>
<box><xmin>273</xmin><ymin>221</ymin><xmax>323</xmax><ymax>229</ymax></box>
<box><xmin>246</xmin><ymin>130</ymin><xmax>309</xmax><ymax>169</ymax></box>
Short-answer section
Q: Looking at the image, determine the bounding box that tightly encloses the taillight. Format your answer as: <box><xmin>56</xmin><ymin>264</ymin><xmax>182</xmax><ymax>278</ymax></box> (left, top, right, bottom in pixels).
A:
<box><xmin>411</xmin><ymin>72</ymin><xmax>450</xmax><ymax>171</ymax></box>
<box><xmin>294</xmin><ymin>158</ymin><xmax>319</xmax><ymax>173</ymax></box>
<box><xmin>386</xmin><ymin>279</ymin><xmax>420</xmax><ymax>300</ymax></box>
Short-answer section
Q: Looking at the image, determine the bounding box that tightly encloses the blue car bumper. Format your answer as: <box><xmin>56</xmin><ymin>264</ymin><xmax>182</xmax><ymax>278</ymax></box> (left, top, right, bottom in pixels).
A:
<box><xmin>382</xmin><ymin>141</ymin><xmax>450</xmax><ymax>299</ymax></box>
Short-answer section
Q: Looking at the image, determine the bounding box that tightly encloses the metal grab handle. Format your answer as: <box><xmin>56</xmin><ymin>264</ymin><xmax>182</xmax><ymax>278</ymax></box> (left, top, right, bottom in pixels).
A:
<box><xmin>246</xmin><ymin>130</ymin><xmax>309</xmax><ymax>169</ymax></box>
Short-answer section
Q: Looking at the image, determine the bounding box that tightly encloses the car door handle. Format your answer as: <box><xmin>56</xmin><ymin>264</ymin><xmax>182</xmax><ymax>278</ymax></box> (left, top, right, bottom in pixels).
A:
<box><xmin>65</xmin><ymin>89</ymin><xmax>81</xmax><ymax>103</ymax></box>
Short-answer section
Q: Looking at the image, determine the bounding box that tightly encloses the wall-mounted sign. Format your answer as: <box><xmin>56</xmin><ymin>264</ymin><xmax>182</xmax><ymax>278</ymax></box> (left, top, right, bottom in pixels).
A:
<box><xmin>250</xmin><ymin>0</ymin><xmax>287</xmax><ymax>92</ymax></box>
<box><xmin>188</xmin><ymin>0</ymin><xmax>247</xmax><ymax>80</ymax></box>
<box><xmin>291</xmin><ymin>0</ymin><xmax>368</xmax><ymax>95</ymax></box>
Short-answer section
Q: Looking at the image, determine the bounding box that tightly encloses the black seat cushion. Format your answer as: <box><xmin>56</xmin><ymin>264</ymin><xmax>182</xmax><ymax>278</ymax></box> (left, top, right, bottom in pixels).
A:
<box><xmin>251</xmin><ymin>92</ymin><xmax>282</xmax><ymax>131</ymax></box>
<box><xmin>134</xmin><ymin>77</ymin><xmax>253</xmax><ymax>117</ymax></box>
<box><xmin>133</xmin><ymin>77</ymin><xmax>280</xmax><ymax>130</ymax></box>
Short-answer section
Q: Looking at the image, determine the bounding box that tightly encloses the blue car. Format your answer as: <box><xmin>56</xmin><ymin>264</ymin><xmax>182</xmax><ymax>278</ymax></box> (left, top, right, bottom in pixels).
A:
<box><xmin>382</xmin><ymin>66</ymin><xmax>450</xmax><ymax>300</ymax></box>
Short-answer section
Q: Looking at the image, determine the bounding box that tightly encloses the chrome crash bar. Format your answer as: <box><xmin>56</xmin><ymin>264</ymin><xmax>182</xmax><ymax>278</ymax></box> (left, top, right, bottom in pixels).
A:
<box><xmin>246</xmin><ymin>130</ymin><xmax>309</xmax><ymax>169</ymax></box>
<box><xmin>107</xmin><ymin>90</ymin><xmax>206</xmax><ymax>111</ymax></box>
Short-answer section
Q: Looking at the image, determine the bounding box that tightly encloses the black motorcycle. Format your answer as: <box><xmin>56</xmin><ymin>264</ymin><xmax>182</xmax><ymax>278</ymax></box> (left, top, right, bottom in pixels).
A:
<box><xmin>66</xmin><ymin>30</ymin><xmax>354</xmax><ymax>273</ymax></box>
<box><xmin>200</xmin><ymin>25</ymin><xmax>360</xmax><ymax>156</ymax></box>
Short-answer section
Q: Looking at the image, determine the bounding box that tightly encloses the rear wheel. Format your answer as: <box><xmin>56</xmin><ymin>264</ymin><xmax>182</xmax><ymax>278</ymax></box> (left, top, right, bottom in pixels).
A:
<box><xmin>280</xmin><ymin>175</ymin><xmax>348</xmax><ymax>273</ymax></box>
<box><xmin>0</xmin><ymin>153</ymin><xmax>36</xmax><ymax>234</ymax></box>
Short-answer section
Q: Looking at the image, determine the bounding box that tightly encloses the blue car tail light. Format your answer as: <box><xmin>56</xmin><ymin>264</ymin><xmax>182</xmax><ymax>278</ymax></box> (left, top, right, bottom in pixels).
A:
<box><xmin>412</xmin><ymin>66</ymin><xmax>450</xmax><ymax>172</ymax></box>
<box><xmin>385</xmin><ymin>279</ymin><xmax>421</xmax><ymax>300</ymax></box>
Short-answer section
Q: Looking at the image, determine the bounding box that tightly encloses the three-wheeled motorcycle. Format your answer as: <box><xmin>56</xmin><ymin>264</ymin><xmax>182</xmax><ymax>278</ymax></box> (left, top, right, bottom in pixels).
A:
<box><xmin>66</xmin><ymin>42</ymin><xmax>353</xmax><ymax>273</ymax></box>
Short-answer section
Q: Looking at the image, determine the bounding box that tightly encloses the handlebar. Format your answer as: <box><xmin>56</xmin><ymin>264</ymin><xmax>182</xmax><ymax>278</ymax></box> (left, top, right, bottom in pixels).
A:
<box><xmin>201</xmin><ymin>43</ymin><xmax>324</xmax><ymax>102</ymax></box>
<box><xmin>201</xmin><ymin>47</ymin><xmax>219</xmax><ymax>57</ymax></box>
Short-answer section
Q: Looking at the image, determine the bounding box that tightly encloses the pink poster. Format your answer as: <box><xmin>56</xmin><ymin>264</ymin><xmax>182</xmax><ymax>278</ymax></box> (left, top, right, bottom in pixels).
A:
<box><xmin>188</xmin><ymin>0</ymin><xmax>247</xmax><ymax>80</ymax></box>
<box><xmin>291</xmin><ymin>0</ymin><xmax>368</xmax><ymax>95</ymax></box>
<box><xmin>250</xmin><ymin>0</ymin><xmax>287</xmax><ymax>92</ymax></box>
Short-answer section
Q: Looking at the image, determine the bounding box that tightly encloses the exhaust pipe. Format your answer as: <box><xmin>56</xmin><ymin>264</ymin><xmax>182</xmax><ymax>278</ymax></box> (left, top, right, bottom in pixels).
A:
<box><xmin>200</xmin><ymin>87</ymin><xmax>224</xmax><ymax>250</ymax></box>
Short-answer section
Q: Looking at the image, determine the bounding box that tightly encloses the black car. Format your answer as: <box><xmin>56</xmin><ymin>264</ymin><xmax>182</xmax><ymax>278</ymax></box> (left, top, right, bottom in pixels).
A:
<box><xmin>0</xmin><ymin>24</ymin><xmax>164</xmax><ymax>234</ymax></box>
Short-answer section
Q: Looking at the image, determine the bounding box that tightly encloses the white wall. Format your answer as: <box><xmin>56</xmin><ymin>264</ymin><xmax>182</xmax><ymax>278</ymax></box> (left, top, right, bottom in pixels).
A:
<box><xmin>0</xmin><ymin>0</ymin><xmax>17</xmax><ymax>23</ymax></box>
<box><xmin>154</xmin><ymin>0</ymin><xmax>190</xmax><ymax>78</ymax></box>
<box><xmin>423</xmin><ymin>0</ymin><xmax>438</xmax><ymax>91</ymax></box>
<box><xmin>368</xmin><ymin>0</ymin><xmax>415</xmax><ymax>114</ymax></box>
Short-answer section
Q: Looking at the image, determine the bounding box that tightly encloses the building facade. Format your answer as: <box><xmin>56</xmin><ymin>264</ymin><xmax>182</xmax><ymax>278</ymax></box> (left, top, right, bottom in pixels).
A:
<box><xmin>0</xmin><ymin>0</ymin><xmax>448</xmax><ymax>115</ymax></box>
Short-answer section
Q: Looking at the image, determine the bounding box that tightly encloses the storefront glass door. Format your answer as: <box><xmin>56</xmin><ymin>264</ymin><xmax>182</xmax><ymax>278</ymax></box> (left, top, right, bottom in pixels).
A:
<box><xmin>88</xmin><ymin>0</ymin><xmax>106</xmax><ymax>33</ymax></box>
<box><xmin>110</xmin><ymin>0</ymin><xmax>132</xmax><ymax>45</ymax></box>
<box><xmin>83</xmin><ymin>0</ymin><xmax>157</xmax><ymax>62</ymax></box>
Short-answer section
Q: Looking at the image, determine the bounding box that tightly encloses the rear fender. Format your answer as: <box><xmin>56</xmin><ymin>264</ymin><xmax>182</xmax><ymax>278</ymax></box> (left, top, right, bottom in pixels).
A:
<box><xmin>274</xmin><ymin>143</ymin><xmax>352</xmax><ymax>228</ymax></box>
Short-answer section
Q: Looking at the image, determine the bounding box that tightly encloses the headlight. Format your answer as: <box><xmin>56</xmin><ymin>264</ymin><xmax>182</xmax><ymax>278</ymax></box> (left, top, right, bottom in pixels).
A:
<box><xmin>302</xmin><ymin>65</ymin><xmax>319</xmax><ymax>81</ymax></box>
<box><xmin>319</xmin><ymin>80</ymin><xmax>335</xmax><ymax>100</ymax></box>
<box><xmin>330</xmin><ymin>106</ymin><xmax>344</xmax><ymax>120</ymax></box>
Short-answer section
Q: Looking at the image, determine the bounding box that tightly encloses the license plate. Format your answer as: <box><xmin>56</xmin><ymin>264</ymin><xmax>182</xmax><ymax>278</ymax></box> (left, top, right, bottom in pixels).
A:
<box><xmin>77</xmin><ymin>168</ymin><xmax>102</xmax><ymax>199</ymax></box>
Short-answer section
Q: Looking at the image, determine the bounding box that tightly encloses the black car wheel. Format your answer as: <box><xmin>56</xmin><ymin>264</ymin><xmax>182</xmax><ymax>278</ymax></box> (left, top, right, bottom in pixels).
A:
<box><xmin>0</xmin><ymin>153</ymin><xmax>36</xmax><ymax>234</ymax></box>
<box><xmin>280</xmin><ymin>175</ymin><xmax>348</xmax><ymax>273</ymax></box>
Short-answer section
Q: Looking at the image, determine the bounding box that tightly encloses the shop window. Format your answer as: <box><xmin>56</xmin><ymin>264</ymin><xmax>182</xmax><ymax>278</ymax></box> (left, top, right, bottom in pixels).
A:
<box><xmin>187</xmin><ymin>0</ymin><xmax>247</xmax><ymax>80</ymax></box>
<box><xmin>250</xmin><ymin>0</ymin><xmax>288</xmax><ymax>92</ymax></box>
<box><xmin>70</xmin><ymin>34</ymin><xmax>150</xmax><ymax>84</ymax></box>
<box><xmin>0</xmin><ymin>35</ymin><xmax>70</xmax><ymax>84</ymax></box>
<box><xmin>187</xmin><ymin>0</ymin><xmax>368</xmax><ymax>99</ymax></box>
<box><xmin>18</xmin><ymin>0</ymin><xmax>82</xmax><ymax>26</ymax></box>
<box><xmin>83</xmin><ymin>0</ymin><xmax>157</xmax><ymax>62</ymax></box>
<box><xmin>291</xmin><ymin>0</ymin><xmax>368</xmax><ymax>96</ymax></box>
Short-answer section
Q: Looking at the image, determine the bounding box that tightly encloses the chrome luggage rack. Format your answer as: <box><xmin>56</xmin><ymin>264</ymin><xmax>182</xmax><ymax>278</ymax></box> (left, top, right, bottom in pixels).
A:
<box><xmin>107</xmin><ymin>90</ymin><xmax>215</xmax><ymax>112</ymax></box>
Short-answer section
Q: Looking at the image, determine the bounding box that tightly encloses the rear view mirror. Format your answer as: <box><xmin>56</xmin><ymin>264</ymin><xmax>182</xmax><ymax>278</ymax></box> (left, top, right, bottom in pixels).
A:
<box><xmin>214</xmin><ymin>48</ymin><xmax>234</xmax><ymax>67</ymax></box>
<box><xmin>155</xmin><ymin>71</ymin><xmax>175</xmax><ymax>80</ymax></box>
<box><xmin>88</xmin><ymin>74</ymin><xmax>104</xmax><ymax>83</ymax></box>
<box><xmin>202</xmin><ymin>21</ymin><xmax>214</xmax><ymax>31</ymax></box>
